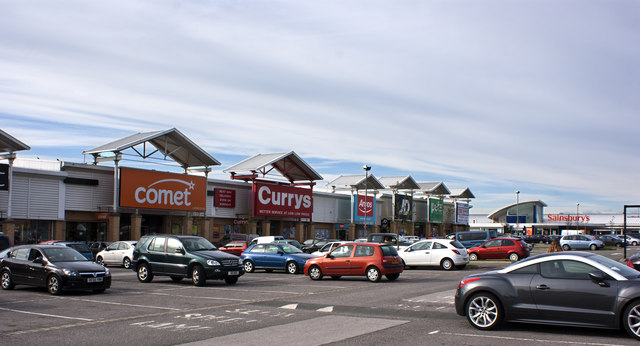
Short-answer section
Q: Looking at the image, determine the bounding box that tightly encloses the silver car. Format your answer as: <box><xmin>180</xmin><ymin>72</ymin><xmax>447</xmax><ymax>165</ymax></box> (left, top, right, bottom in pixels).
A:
<box><xmin>560</xmin><ymin>235</ymin><xmax>604</xmax><ymax>251</ymax></box>
<box><xmin>96</xmin><ymin>241</ymin><xmax>137</xmax><ymax>269</ymax></box>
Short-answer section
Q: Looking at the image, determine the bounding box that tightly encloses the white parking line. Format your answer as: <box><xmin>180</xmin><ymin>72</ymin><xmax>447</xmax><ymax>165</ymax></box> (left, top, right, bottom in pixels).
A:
<box><xmin>53</xmin><ymin>297</ymin><xmax>182</xmax><ymax>311</ymax></box>
<box><xmin>149</xmin><ymin>292</ymin><xmax>250</xmax><ymax>302</ymax></box>
<box><xmin>0</xmin><ymin>307</ymin><xmax>93</xmax><ymax>321</ymax></box>
<box><xmin>441</xmin><ymin>332</ymin><xmax>625</xmax><ymax>346</ymax></box>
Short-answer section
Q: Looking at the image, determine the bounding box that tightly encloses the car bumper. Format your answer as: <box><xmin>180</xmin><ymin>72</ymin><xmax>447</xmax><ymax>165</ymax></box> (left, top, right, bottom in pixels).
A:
<box><xmin>62</xmin><ymin>276</ymin><xmax>112</xmax><ymax>291</ymax></box>
<box><xmin>381</xmin><ymin>263</ymin><xmax>404</xmax><ymax>274</ymax></box>
<box><xmin>204</xmin><ymin>266</ymin><xmax>245</xmax><ymax>280</ymax></box>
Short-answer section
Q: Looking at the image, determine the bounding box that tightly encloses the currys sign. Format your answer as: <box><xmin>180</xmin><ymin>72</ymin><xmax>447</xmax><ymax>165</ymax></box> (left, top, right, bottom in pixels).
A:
<box><xmin>253</xmin><ymin>182</ymin><xmax>313</xmax><ymax>218</ymax></box>
<box><xmin>120</xmin><ymin>167</ymin><xmax>206</xmax><ymax>211</ymax></box>
<box><xmin>353</xmin><ymin>194</ymin><xmax>376</xmax><ymax>223</ymax></box>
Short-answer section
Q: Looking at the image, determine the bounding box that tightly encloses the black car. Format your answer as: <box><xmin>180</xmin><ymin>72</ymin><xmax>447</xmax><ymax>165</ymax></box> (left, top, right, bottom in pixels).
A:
<box><xmin>0</xmin><ymin>233</ymin><xmax>10</xmax><ymax>251</ymax></box>
<box><xmin>301</xmin><ymin>239</ymin><xmax>335</xmax><ymax>254</ymax></box>
<box><xmin>0</xmin><ymin>245</ymin><xmax>111</xmax><ymax>295</ymax></box>
<box><xmin>596</xmin><ymin>235</ymin><xmax>625</xmax><ymax>248</ymax></box>
<box><xmin>88</xmin><ymin>241</ymin><xmax>112</xmax><ymax>259</ymax></box>
<box><xmin>455</xmin><ymin>251</ymin><xmax>640</xmax><ymax>341</ymax></box>
<box><xmin>132</xmin><ymin>234</ymin><xmax>244</xmax><ymax>286</ymax></box>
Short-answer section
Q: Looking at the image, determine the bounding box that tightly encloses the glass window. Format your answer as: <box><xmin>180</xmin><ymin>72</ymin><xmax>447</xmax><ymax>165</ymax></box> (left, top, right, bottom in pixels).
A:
<box><xmin>12</xmin><ymin>248</ymin><xmax>29</xmax><ymax>260</ymax></box>
<box><xmin>250</xmin><ymin>244</ymin><xmax>265</xmax><ymax>253</ymax></box>
<box><xmin>380</xmin><ymin>245</ymin><xmax>399</xmax><ymax>256</ymax></box>
<box><xmin>414</xmin><ymin>242</ymin><xmax>432</xmax><ymax>251</ymax></box>
<box><xmin>541</xmin><ymin>260</ymin><xmax>596</xmax><ymax>280</ymax></box>
<box><xmin>149</xmin><ymin>237</ymin><xmax>166</xmax><ymax>252</ymax></box>
<box><xmin>331</xmin><ymin>245</ymin><xmax>354</xmax><ymax>258</ymax></box>
<box><xmin>510</xmin><ymin>264</ymin><xmax>538</xmax><ymax>274</ymax></box>
<box><xmin>107</xmin><ymin>243</ymin><xmax>119</xmax><ymax>251</ymax></box>
<box><xmin>501</xmin><ymin>239</ymin><xmax>515</xmax><ymax>246</ymax></box>
<box><xmin>118</xmin><ymin>242</ymin><xmax>129</xmax><ymax>250</ymax></box>
<box><xmin>484</xmin><ymin>240</ymin><xmax>502</xmax><ymax>248</ymax></box>
<box><xmin>451</xmin><ymin>240</ymin><xmax>465</xmax><ymax>249</ymax></box>
<box><xmin>28</xmin><ymin>249</ymin><xmax>43</xmax><ymax>261</ymax></box>
<box><xmin>432</xmin><ymin>242</ymin><xmax>446</xmax><ymax>249</ymax></box>
<box><xmin>354</xmin><ymin>245</ymin><xmax>375</xmax><ymax>257</ymax></box>
<box><xmin>265</xmin><ymin>245</ymin><xmax>279</xmax><ymax>254</ymax></box>
<box><xmin>167</xmin><ymin>238</ymin><xmax>182</xmax><ymax>253</ymax></box>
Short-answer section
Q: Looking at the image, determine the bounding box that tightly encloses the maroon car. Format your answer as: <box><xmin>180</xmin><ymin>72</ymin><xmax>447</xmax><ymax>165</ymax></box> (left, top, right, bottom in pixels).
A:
<box><xmin>218</xmin><ymin>241</ymin><xmax>249</xmax><ymax>257</ymax></box>
<box><xmin>467</xmin><ymin>237</ymin><xmax>530</xmax><ymax>262</ymax></box>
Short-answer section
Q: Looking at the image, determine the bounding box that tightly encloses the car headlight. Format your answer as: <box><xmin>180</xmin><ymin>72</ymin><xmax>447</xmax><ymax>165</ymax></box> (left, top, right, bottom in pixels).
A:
<box><xmin>237</xmin><ymin>259</ymin><xmax>242</xmax><ymax>266</ymax></box>
<box><xmin>207</xmin><ymin>260</ymin><xmax>221</xmax><ymax>266</ymax></box>
<box><xmin>62</xmin><ymin>268</ymin><xmax>79</xmax><ymax>277</ymax></box>
<box><xmin>104</xmin><ymin>267</ymin><xmax>110</xmax><ymax>275</ymax></box>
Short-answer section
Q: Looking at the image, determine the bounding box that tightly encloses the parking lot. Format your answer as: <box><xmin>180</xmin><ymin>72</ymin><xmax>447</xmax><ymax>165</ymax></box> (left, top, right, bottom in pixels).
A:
<box><xmin>1</xmin><ymin>247</ymin><xmax>639</xmax><ymax>345</ymax></box>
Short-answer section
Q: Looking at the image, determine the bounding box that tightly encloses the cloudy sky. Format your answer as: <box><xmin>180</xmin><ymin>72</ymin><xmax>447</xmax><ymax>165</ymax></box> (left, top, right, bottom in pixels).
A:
<box><xmin>1</xmin><ymin>1</ymin><xmax>638</xmax><ymax>214</ymax></box>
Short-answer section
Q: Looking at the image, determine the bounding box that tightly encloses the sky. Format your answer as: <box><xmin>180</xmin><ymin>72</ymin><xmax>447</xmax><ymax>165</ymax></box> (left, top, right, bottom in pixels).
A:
<box><xmin>1</xmin><ymin>1</ymin><xmax>639</xmax><ymax>215</ymax></box>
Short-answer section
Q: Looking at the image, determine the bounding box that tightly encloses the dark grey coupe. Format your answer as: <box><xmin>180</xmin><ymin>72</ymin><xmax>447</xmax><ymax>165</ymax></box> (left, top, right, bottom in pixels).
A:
<box><xmin>455</xmin><ymin>251</ymin><xmax>640</xmax><ymax>341</ymax></box>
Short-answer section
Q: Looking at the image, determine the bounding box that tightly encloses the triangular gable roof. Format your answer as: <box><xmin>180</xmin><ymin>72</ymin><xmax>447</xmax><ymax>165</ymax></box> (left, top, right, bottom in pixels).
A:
<box><xmin>448</xmin><ymin>188</ymin><xmax>476</xmax><ymax>199</ymax></box>
<box><xmin>378</xmin><ymin>176</ymin><xmax>420</xmax><ymax>190</ymax></box>
<box><xmin>328</xmin><ymin>174</ymin><xmax>385</xmax><ymax>191</ymax></box>
<box><xmin>417</xmin><ymin>182</ymin><xmax>451</xmax><ymax>195</ymax></box>
<box><xmin>0</xmin><ymin>129</ymin><xmax>30</xmax><ymax>153</ymax></box>
<box><xmin>224</xmin><ymin>151</ymin><xmax>322</xmax><ymax>182</ymax></box>
<box><xmin>83</xmin><ymin>128</ymin><xmax>220</xmax><ymax>169</ymax></box>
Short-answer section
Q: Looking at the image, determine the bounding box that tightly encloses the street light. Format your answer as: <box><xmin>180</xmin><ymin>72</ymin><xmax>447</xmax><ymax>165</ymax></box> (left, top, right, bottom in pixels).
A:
<box><xmin>515</xmin><ymin>190</ymin><xmax>520</xmax><ymax>233</ymax></box>
<box><xmin>363</xmin><ymin>165</ymin><xmax>371</xmax><ymax>235</ymax></box>
<box><xmin>576</xmin><ymin>203</ymin><xmax>580</xmax><ymax>232</ymax></box>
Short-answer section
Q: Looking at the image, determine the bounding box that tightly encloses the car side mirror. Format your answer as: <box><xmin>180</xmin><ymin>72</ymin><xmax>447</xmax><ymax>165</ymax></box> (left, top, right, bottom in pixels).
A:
<box><xmin>278</xmin><ymin>251</ymin><xmax>285</xmax><ymax>255</ymax></box>
<box><xmin>175</xmin><ymin>248</ymin><xmax>185</xmax><ymax>254</ymax></box>
<box><xmin>33</xmin><ymin>257</ymin><xmax>44</xmax><ymax>264</ymax></box>
<box><xmin>405</xmin><ymin>248</ymin><xmax>412</xmax><ymax>252</ymax></box>
<box><xmin>588</xmin><ymin>270</ymin><xmax>609</xmax><ymax>287</ymax></box>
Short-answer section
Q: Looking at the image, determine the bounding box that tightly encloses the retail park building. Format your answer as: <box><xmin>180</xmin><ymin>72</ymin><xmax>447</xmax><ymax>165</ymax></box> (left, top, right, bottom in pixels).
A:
<box><xmin>1</xmin><ymin>129</ymin><xmax>638</xmax><ymax>245</ymax></box>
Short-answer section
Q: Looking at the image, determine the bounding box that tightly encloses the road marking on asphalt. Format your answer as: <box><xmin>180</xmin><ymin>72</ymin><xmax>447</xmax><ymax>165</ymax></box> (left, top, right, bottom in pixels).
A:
<box><xmin>440</xmin><ymin>332</ymin><xmax>625</xmax><ymax>346</ymax></box>
<box><xmin>316</xmin><ymin>306</ymin><xmax>333</xmax><ymax>312</ymax></box>
<box><xmin>405</xmin><ymin>290</ymin><xmax>455</xmax><ymax>304</ymax></box>
<box><xmin>179</xmin><ymin>315</ymin><xmax>409</xmax><ymax>346</ymax></box>
<box><xmin>280</xmin><ymin>303</ymin><xmax>298</xmax><ymax>310</ymax></box>
<box><xmin>428</xmin><ymin>330</ymin><xmax>440</xmax><ymax>335</ymax></box>
<box><xmin>149</xmin><ymin>292</ymin><xmax>251</xmax><ymax>302</ymax></box>
<box><xmin>0</xmin><ymin>307</ymin><xmax>94</xmax><ymax>321</ymax></box>
<box><xmin>53</xmin><ymin>297</ymin><xmax>182</xmax><ymax>311</ymax></box>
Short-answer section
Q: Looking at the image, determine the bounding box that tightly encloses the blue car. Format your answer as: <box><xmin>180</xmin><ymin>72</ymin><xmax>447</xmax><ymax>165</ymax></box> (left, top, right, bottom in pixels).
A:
<box><xmin>241</xmin><ymin>243</ymin><xmax>316</xmax><ymax>274</ymax></box>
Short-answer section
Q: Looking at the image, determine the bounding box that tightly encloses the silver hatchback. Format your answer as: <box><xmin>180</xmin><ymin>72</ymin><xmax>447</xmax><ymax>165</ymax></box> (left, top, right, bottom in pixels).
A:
<box><xmin>96</xmin><ymin>241</ymin><xmax>137</xmax><ymax>269</ymax></box>
<box><xmin>560</xmin><ymin>235</ymin><xmax>604</xmax><ymax>251</ymax></box>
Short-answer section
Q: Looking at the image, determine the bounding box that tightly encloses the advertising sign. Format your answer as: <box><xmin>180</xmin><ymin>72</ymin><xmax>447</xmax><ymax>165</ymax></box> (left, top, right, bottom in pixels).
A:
<box><xmin>456</xmin><ymin>202</ymin><xmax>469</xmax><ymax>224</ymax></box>
<box><xmin>214</xmin><ymin>188</ymin><xmax>236</xmax><ymax>208</ymax></box>
<box><xmin>394</xmin><ymin>194</ymin><xmax>412</xmax><ymax>221</ymax></box>
<box><xmin>0</xmin><ymin>164</ymin><xmax>8</xmax><ymax>191</ymax></box>
<box><xmin>253</xmin><ymin>181</ymin><xmax>313</xmax><ymax>218</ymax></box>
<box><xmin>429</xmin><ymin>198</ymin><xmax>444</xmax><ymax>222</ymax></box>
<box><xmin>119</xmin><ymin>167</ymin><xmax>207</xmax><ymax>211</ymax></box>
<box><xmin>353</xmin><ymin>194</ymin><xmax>376</xmax><ymax>223</ymax></box>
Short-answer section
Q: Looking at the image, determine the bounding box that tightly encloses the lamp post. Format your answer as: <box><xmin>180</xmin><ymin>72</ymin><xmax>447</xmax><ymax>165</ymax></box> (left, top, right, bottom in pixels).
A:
<box><xmin>576</xmin><ymin>203</ymin><xmax>580</xmax><ymax>232</ymax></box>
<box><xmin>515</xmin><ymin>190</ymin><xmax>520</xmax><ymax>234</ymax></box>
<box><xmin>363</xmin><ymin>165</ymin><xmax>371</xmax><ymax>235</ymax></box>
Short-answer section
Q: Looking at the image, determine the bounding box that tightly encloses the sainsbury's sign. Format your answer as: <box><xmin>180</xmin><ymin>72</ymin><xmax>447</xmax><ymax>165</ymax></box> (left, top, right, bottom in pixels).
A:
<box><xmin>253</xmin><ymin>182</ymin><xmax>313</xmax><ymax>218</ymax></box>
<box><xmin>547</xmin><ymin>214</ymin><xmax>590</xmax><ymax>223</ymax></box>
<box><xmin>120</xmin><ymin>167</ymin><xmax>207</xmax><ymax>211</ymax></box>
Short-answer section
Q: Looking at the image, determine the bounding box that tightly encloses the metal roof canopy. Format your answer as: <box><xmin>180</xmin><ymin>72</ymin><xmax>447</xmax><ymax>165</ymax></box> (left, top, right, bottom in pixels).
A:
<box><xmin>0</xmin><ymin>129</ymin><xmax>30</xmax><ymax>155</ymax></box>
<box><xmin>487</xmin><ymin>200</ymin><xmax>547</xmax><ymax>220</ymax></box>
<box><xmin>329</xmin><ymin>174</ymin><xmax>385</xmax><ymax>191</ymax></box>
<box><xmin>83</xmin><ymin>128</ymin><xmax>220</xmax><ymax>171</ymax></box>
<box><xmin>416</xmin><ymin>182</ymin><xmax>451</xmax><ymax>195</ymax></box>
<box><xmin>378</xmin><ymin>176</ymin><xmax>420</xmax><ymax>190</ymax></box>
<box><xmin>448</xmin><ymin>188</ymin><xmax>476</xmax><ymax>199</ymax></box>
<box><xmin>224</xmin><ymin>151</ymin><xmax>323</xmax><ymax>183</ymax></box>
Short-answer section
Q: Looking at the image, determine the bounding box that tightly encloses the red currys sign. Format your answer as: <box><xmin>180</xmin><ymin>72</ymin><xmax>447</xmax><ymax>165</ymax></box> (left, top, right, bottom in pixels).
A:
<box><xmin>253</xmin><ymin>181</ymin><xmax>313</xmax><ymax>218</ymax></box>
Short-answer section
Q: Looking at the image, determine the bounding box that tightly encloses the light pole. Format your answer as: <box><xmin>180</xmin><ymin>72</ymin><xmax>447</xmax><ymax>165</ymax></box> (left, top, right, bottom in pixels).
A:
<box><xmin>515</xmin><ymin>190</ymin><xmax>520</xmax><ymax>234</ymax></box>
<box><xmin>576</xmin><ymin>203</ymin><xmax>580</xmax><ymax>233</ymax></box>
<box><xmin>363</xmin><ymin>165</ymin><xmax>371</xmax><ymax>235</ymax></box>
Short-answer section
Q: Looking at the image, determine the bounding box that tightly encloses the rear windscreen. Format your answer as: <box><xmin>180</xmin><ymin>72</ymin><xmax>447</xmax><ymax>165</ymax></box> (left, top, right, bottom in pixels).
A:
<box><xmin>451</xmin><ymin>241</ymin><xmax>465</xmax><ymax>249</ymax></box>
<box><xmin>380</xmin><ymin>246</ymin><xmax>399</xmax><ymax>256</ymax></box>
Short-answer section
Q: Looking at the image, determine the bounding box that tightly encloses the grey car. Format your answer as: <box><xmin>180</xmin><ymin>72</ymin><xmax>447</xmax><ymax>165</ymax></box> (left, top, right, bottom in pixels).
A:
<box><xmin>559</xmin><ymin>234</ymin><xmax>604</xmax><ymax>251</ymax></box>
<box><xmin>455</xmin><ymin>252</ymin><xmax>640</xmax><ymax>341</ymax></box>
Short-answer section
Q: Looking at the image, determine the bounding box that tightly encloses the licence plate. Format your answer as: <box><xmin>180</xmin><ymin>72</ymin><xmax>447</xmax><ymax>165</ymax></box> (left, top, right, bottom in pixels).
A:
<box><xmin>228</xmin><ymin>271</ymin><xmax>239</xmax><ymax>276</ymax></box>
<box><xmin>87</xmin><ymin>277</ymin><xmax>103</xmax><ymax>283</ymax></box>
<box><xmin>391</xmin><ymin>258</ymin><xmax>399</xmax><ymax>264</ymax></box>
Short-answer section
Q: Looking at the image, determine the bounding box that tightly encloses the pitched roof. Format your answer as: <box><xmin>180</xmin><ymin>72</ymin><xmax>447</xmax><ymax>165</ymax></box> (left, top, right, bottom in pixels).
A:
<box><xmin>416</xmin><ymin>182</ymin><xmax>451</xmax><ymax>195</ymax></box>
<box><xmin>378</xmin><ymin>176</ymin><xmax>421</xmax><ymax>190</ymax></box>
<box><xmin>224</xmin><ymin>151</ymin><xmax>322</xmax><ymax>182</ymax></box>
<box><xmin>0</xmin><ymin>129</ymin><xmax>30</xmax><ymax>153</ymax></box>
<box><xmin>328</xmin><ymin>174</ymin><xmax>385</xmax><ymax>190</ymax></box>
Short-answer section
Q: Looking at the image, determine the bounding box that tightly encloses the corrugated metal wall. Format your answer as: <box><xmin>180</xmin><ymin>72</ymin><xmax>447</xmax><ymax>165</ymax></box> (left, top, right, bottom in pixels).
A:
<box><xmin>11</xmin><ymin>173</ymin><xmax>63</xmax><ymax>220</ymax></box>
<box><xmin>64</xmin><ymin>169</ymin><xmax>113</xmax><ymax>211</ymax></box>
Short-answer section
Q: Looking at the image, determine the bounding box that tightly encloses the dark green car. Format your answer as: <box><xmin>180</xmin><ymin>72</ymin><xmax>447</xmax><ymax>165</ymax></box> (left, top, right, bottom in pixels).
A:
<box><xmin>132</xmin><ymin>235</ymin><xmax>244</xmax><ymax>286</ymax></box>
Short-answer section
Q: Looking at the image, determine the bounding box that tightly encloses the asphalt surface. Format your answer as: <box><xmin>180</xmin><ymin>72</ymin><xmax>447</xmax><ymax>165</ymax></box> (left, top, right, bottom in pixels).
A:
<box><xmin>1</xmin><ymin>246</ymin><xmax>639</xmax><ymax>346</ymax></box>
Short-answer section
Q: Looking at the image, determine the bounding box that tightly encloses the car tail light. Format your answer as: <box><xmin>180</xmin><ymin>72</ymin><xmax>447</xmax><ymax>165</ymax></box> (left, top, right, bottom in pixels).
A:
<box><xmin>458</xmin><ymin>277</ymin><xmax>480</xmax><ymax>289</ymax></box>
<box><xmin>451</xmin><ymin>249</ymin><xmax>461</xmax><ymax>255</ymax></box>
<box><xmin>627</xmin><ymin>259</ymin><xmax>635</xmax><ymax>269</ymax></box>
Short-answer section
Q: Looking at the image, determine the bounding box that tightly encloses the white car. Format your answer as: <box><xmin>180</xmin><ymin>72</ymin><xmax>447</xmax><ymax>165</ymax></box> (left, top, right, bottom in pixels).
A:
<box><xmin>625</xmin><ymin>235</ymin><xmax>640</xmax><ymax>246</ymax></box>
<box><xmin>397</xmin><ymin>239</ymin><xmax>469</xmax><ymax>270</ymax></box>
<box><xmin>404</xmin><ymin>236</ymin><xmax>420</xmax><ymax>243</ymax></box>
<box><xmin>311</xmin><ymin>241</ymin><xmax>352</xmax><ymax>257</ymax></box>
<box><xmin>96</xmin><ymin>240</ymin><xmax>137</xmax><ymax>269</ymax></box>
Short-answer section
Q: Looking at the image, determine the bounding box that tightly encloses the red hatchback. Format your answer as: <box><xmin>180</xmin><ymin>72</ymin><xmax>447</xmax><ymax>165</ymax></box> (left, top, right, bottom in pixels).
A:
<box><xmin>467</xmin><ymin>237</ymin><xmax>530</xmax><ymax>262</ymax></box>
<box><xmin>218</xmin><ymin>241</ymin><xmax>249</xmax><ymax>257</ymax></box>
<box><xmin>304</xmin><ymin>243</ymin><xmax>403</xmax><ymax>282</ymax></box>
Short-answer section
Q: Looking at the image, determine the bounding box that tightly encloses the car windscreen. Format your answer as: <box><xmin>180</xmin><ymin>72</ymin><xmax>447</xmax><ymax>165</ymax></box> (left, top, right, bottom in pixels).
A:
<box><xmin>181</xmin><ymin>237</ymin><xmax>217</xmax><ymax>251</ymax></box>
<box><xmin>450</xmin><ymin>240</ymin><xmax>465</xmax><ymax>249</ymax></box>
<box><xmin>588</xmin><ymin>254</ymin><xmax>640</xmax><ymax>278</ymax></box>
<box><xmin>66</xmin><ymin>243</ymin><xmax>91</xmax><ymax>252</ymax></box>
<box><xmin>281</xmin><ymin>244</ymin><xmax>303</xmax><ymax>254</ymax></box>
<box><xmin>380</xmin><ymin>245</ymin><xmax>399</xmax><ymax>256</ymax></box>
<box><xmin>43</xmin><ymin>247</ymin><xmax>89</xmax><ymax>262</ymax></box>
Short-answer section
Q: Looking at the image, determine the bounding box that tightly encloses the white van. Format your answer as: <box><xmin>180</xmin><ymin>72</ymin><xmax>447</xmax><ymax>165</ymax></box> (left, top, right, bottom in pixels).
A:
<box><xmin>250</xmin><ymin>236</ymin><xmax>285</xmax><ymax>245</ymax></box>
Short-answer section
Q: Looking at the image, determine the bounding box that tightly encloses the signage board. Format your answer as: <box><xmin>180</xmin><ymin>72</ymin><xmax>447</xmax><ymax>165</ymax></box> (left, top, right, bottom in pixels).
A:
<box><xmin>353</xmin><ymin>194</ymin><xmax>376</xmax><ymax>223</ymax></box>
<box><xmin>394</xmin><ymin>194</ymin><xmax>412</xmax><ymax>221</ymax></box>
<box><xmin>429</xmin><ymin>198</ymin><xmax>444</xmax><ymax>222</ymax></box>
<box><xmin>456</xmin><ymin>202</ymin><xmax>469</xmax><ymax>224</ymax></box>
<box><xmin>119</xmin><ymin>167</ymin><xmax>207</xmax><ymax>211</ymax></box>
<box><xmin>214</xmin><ymin>188</ymin><xmax>236</xmax><ymax>208</ymax></box>
<box><xmin>0</xmin><ymin>164</ymin><xmax>8</xmax><ymax>191</ymax></box>
<box><xmin>253</xmin><ymin>181</ymin><xmax>313</xmax><ymax>218</ymax></box>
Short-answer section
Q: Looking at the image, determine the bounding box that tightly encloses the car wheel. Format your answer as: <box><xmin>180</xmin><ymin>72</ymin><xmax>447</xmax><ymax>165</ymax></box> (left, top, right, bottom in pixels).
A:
<box><xmin>469</xmin><ymin>253</ymin><xmax>478</xmax><ymax>261</ymax></box>
<box><xmin>385</xmin><ymin>273</ymin><xmax>400</xmax><ymax>281</ymax></box>
<box><xmin>96</xmin><ymin>256</ymin><xmax>104</xmax><ymax>266</ymax></box>
<box><xmin>286</xmin><ymin>261</ymin><xmax>299</xmax><ymax>274</ymax></box>
<box><xmin>590</xmin><ymin>244</ymin><xmax>597</xmax><ymax>251</ymax></box>
<box><xmin>47</xmin><ymin>275</ymin><xmax>62</xmax><ymax>295</ymax></box>
<box><xmin>1</xmin><ymin>270</ymin><xmax>15</xmax><ymax>290</ymax></box>
<box><xmin>225</xmin><ymin>276</ymin><xmax>238</xmax><ymax>285</ymax></box>
<box><xmin>624</xmin><ymin>299</ymin><xmax>640</xmax><ymax>341</ymax></box>
<box><xmin>309</xmin><ymin>265</ymin><xmax>323</xmax><ymax>280</ymax></box>
<box><xmin>441</xmin><ymin>258</ymin><xmax>454</xmax><ymax>271</ymax></box>
<box><xmin>243</xmin><ymin>260</ymin><xmax>255</xmax><ymax>273</ymax></box>
<box><xmin>137</xmin><ymin>263</ymin><xmax>153</xmax><ymax>283</ymax></box>
<box><xmin>508</xmin><ymin>253</ymin><xmax>519</xmax><ymax>262</ymax></box>
<box><xmin>123</xmin><ymin>257</ymin><xmax>132</xmax><ymax>269</ymax></box>
<box><xmin>562</xmin><ymin>244</ymin><xmax>571</xmax><ymax>251</ymax></box>
<box><xmin>366</xmin><ymin>266</ymin><xmax>381</xmax><ymax>282</ymax></box>
<box><xmin>191</xmin><ymin>265</ymin><xmax>206</xmax><ymax>286</ymax></box>
<box><xmin>170</xmin><ymin>276</ymin><xmax>183</xmax><ymax>282</ymax></box>
<box><xmin>330</xmin><ymin>275</ymin><xmax>341</xmax><ymax>280</ymax></box>
<box><xmin>634</xmin><ymin>242</ymin><xmax>638</xmax><ymax>246</ymax></box>
<box><xmin>466</xmin><ymin>292</ymin><xmax>503</xmax><ymax>330</ymax></box>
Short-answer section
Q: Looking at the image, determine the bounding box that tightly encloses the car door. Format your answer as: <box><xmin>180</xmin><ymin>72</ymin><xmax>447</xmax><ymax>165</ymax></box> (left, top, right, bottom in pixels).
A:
<box><xmin>264</xmin><ymin>244</ymin><xmax>286</xmax><ymax>269</ymax></box>
<box><xmin>165</xmin><ymin>238</ymin><xmax>191</xmax><ymax>275</ymax></box>
<box><xmin>402</xmin><ymin>241</ymin><xmax>432</xmax><ymax>266</ymax></box>
<box><xmin>323</xmin><ymin>244</ymin><xmax>355</xmax><ymax>275</ymax></box>
<box><xmin>146</xmin><ymin>237</ymin><xmax>167</xmax><ymax>273</ymax></box>
<box><xmin>350</xmin><ymin>245</ymin><xmax>376</xmax><ymax>275</ymax></box>
<box><xmin>478</xmin><ymin>239</ymin><xmax>502</xmax><ymax>259</ymax></box>
<box><xmin>103</xmin><ymin>242</ymin><xmax>119</xmax><ymax>265</ymax></box>
<box><xmin>429</xmin><ymin>241</ymin><xmax>450</xmax><ymax>265</ymax></box>
<box><xmin>7</xmin><ymin>248</ymin><xmax>30</xmax><ymax>284</ymax></box>
<box><xmin>530</xmin><ymin>259</ymin><xmax>618</xmax><ymax>327</ymax></box>
<box><xmin>26</xmin><ymin>249</ymin><xmax>47</xmax><ymax>286</ymax></box>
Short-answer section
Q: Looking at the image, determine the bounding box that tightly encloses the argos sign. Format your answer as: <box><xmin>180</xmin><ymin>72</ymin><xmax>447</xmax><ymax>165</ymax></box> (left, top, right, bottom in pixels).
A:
<box><xmin>353</xmin><ymin>194</ymin><xmax>376</xmax><ymax>222</ymax></box>
<box><xmin>119</xmin><ymin>167</ymin><xmax>206</xmax><ymax>211</ymax></box>
<box><xmin>253</xmin><ymin>182</ymin><xmax>313</xmax><ymax>218</ymax></box>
